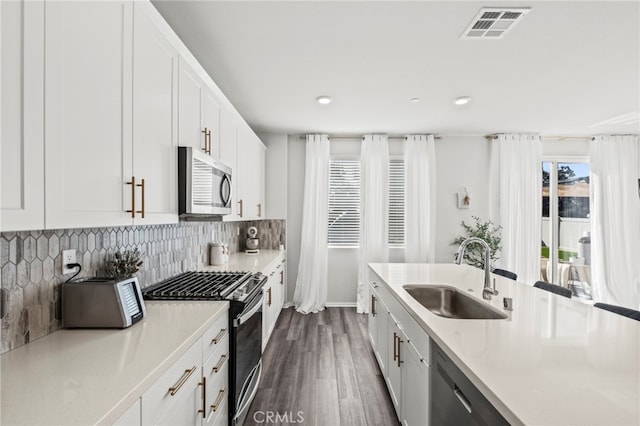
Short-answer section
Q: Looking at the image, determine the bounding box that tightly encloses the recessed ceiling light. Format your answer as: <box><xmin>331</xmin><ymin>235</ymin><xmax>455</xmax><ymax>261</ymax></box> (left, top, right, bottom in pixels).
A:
<box><xmin>453</xmin><ymin>96</ymin><xmax>472</xmax><ymax>106</ymax></box>
<box><xmin>410</xmin><ymin>97</ymin><xmax>421</xmax><ymax>103</ymax></box>
<box><xmin>316</xmin><ymin>96</ymin><xmax>332</xmax><ymax>105</ymax></box>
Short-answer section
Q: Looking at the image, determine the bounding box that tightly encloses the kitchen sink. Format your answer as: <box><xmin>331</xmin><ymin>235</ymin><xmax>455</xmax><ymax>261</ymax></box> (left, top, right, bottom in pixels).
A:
<box><xmin>403</xmin><ymin>285</ymin><xmax>508</xmax><ymax>320</ymax></box>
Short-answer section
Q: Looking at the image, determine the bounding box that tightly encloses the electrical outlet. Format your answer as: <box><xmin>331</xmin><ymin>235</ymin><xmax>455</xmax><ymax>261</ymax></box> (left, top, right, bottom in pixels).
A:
<box><xmin>62</xmin><ymin>249</ymin><xmax>77</xmax><ymax>274</ymax></box>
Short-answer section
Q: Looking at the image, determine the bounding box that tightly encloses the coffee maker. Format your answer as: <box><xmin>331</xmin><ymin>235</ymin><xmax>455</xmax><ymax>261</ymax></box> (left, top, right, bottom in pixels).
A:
<box><xmin>245</xmin><ymin>226</ymin><xmax>259</xmax><ymax>254</ymax></box>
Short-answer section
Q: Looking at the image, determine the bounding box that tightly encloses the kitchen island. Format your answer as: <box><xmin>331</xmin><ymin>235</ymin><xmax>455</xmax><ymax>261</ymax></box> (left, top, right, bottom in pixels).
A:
<box><xmin>369</xmin><ymin>263</ymin><xmax>640</xmax><ymax>426</ymax></box>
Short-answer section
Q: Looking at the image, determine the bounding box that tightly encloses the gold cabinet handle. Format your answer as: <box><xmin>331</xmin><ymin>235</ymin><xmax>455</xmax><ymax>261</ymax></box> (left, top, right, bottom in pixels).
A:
<box><xmin>397</xmin><ymin>335</ymin><xmax>404</xmax><ymax>367</ymax></box>
<box><xmin>201</xmin><ymin>128</ymin><xmax>209</xmax><ymax>154</ymax></box>
<box><xmin>136</xmin><ymin>178</ymin><xmax>145</xmax><ymax>218</ymax></box>
<box><xmin>371</xmin><ymin>294</ymin><xmax>377</xmax><ymax>316</ymax></box>
<box><xmin>211</xmin><ymin>387</ymin><xmax>227</xmax><ymax>412</ymax></box>
<box><xmin>198</xmin><ymin>377</ymin><xmax>206</xmax><ymax>417</ymax></box>
<box><xmin>267</xmin><ymin>287</ymin><xmax>272</xmax><ymax>306</ymax></box>
<box><xmin>212</xmin><ymin>353</ymin><xmax>228</xmax><ymax>373</ymax></box>
<box><xmin>393</xmin><ymin>332</ymin><xmax>398</xmax><ymax>361</ymax></box>
<box><xmin>257</xmin><ymin>203</ymin><xmax>262</xmax><ymax>217</ymax></box>
<box><xmin>125</xmin><ymin>176</ymin><xmax>136</xmax><ymax>218</ymax></box>
<box><xmin>168</xmin><ymin>365</ymin><xmax>197</xmax><ymax>396</ymax></box>
<box><xmin>211</xmin><ymin>328</ymin><xmax>227</xmax><ymax>344</ymax></box>
<box><xmin>238</xmin><ymin>199</ymin><xmax>244</xmax><ymax>217</ymax></box>
<box><xmin>207</xmin><ymin>129</ymin><xmax>212</xmax><ymax>155</ymax></box>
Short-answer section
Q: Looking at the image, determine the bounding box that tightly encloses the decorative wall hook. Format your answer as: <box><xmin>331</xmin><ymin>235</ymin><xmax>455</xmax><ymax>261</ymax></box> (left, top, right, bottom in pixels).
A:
<box><xmin>457</xmin><ymin>187</ymin><xmax>470</xmax><ymax>209</ymax></box>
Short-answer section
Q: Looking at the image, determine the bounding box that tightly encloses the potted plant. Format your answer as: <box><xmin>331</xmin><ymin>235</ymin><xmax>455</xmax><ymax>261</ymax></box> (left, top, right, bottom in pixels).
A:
<box><xmin>105</xmin><ymin>248</ymin><xmax>143</xmax><ymax>278</ymax></box>
<box><xmin>451</xmin><ymin>216</ymin><xmax>502</xmax><ymax>269</ymax></box>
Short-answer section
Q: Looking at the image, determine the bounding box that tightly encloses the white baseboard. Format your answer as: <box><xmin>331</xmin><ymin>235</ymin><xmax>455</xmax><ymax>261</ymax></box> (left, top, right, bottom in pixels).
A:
<box><xmin>325</xmin><ymin>302</ymin><xmax>357</xmax><ymax>308</ymax></box>
<box><xmin>282</xmin><ymin>302</ymin><xmax>357</xmax><ymax>309</ymax></box>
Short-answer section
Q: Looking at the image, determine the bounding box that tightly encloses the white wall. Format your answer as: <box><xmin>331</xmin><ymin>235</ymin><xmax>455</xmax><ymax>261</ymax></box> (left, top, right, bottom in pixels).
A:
<box><xmin>286</xmin><ymin>136</ymin><xmax>305</xmax><ymax>304</ymax></box>
<box><xmin>260</xmin><ymin>132</ymin><xmax>288</xmax><ymax>220</ymax></box>
<box><xmin>284</xmin><ymin>135</ymin><xmax>494</xmax><ymax>305</ymax></box>
<box><xmin>434</xmin><ymin>136</ymin><xmax>495</xmax><ymax>263</ymax></box>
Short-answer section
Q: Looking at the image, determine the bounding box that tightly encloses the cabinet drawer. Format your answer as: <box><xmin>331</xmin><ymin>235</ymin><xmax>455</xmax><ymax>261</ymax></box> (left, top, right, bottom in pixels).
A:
<box><xmin>202</xmin><ymin>313</ymin><xmax>229</xmax><ymax>362</ymax></box>
<box><xmin>203</xmin><ymin>337</ymin><xmax>229</xmax><ymax>393</ymax></box>
<box><xmin>204</xmin><ymin>355</ymin><xmax>229</xmax><ymax>425</ymax></box>
<box><xmin>142</xmin><ymin>339</ymin><xmax>202</xmax><ymax>425</ymax></box>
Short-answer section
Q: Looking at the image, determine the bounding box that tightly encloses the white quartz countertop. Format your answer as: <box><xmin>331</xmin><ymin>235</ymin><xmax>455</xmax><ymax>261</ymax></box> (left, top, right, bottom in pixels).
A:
<box><xmin>200</xmin><ymin>249</ymin><xmax>285</xmax><ymax>274</ymax></box>
<box><xmin>0</xmin><ymin>301</ymin><xmax>228</xmax><ymax>425</ymax></box>
<box><xmin>369</xmin><ymin>263</ymin><xmax>640</xmax><ymax>426</ymax></box>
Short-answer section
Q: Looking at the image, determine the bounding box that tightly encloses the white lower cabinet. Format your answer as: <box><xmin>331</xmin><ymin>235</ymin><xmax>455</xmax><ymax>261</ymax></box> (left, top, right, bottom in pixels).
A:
<box><xmin>142</xmin><ymin>338</ymin><xmax>202</xmax><ymax>425</ymax></box>
<box><xmin>368</xmin><ymin>277</ymin><xmax>431</xmax><ymax>426</ymax></box>
<box><xmin>400</xmin><ymin>337</ymin><xmax>430</xmax><ymax>426</ymax></box>
<box><xmin>137</xmin><ymin>311</ymin><xmax>229</xmax><ymax>426</ymax></box>
<box><xmin>113</xmin><ymin>398</ymin><xmax>141</xmax><ymax>426</ymax></box>
<box><xmin>262</xmin><ymin>254</ymin><xmax>286</xmax><ymax>350</ymax></box>
<box><xmin>202</xmin><ymin>315</ymin><xmax>230</xmax><ymax>425</ymax></box>
<box><xmin>368</xmin><ymin>286</ymin><xmax>389</xmax><ymax>375</ymax></box>
<box><xmin>387</xmin><ymin>314</ymin><xmax>403</xmax><ymax>415</ymax></box>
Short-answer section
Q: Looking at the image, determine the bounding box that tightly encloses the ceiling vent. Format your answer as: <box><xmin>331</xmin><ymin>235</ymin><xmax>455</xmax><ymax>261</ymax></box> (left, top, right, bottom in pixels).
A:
<box><xmin>461</xmin><ymin>7</ymin><xmax>530</xmax><ymax>39</ymax></box>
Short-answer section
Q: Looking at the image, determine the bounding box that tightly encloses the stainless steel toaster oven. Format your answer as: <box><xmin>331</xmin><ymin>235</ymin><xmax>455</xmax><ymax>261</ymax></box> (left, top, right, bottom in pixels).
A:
<box><xmin>61</xmin><ymin>276</ymin><xmax>146</xmax><ymax>328</ymax></box>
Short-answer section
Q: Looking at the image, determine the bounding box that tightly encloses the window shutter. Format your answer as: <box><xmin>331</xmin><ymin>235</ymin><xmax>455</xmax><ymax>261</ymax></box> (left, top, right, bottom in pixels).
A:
<box><xmin>388</xmin><ymin>159</ymin><xmax>405</xmax><ymax>245</ymax></box>
<box><xmin>328</xmin><ymin>160</ymin><xmax>361</xmax><ymax>246</ymax></box>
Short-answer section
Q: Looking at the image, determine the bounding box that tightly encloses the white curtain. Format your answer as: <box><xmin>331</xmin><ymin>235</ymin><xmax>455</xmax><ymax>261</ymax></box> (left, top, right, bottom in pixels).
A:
<box><xmin>496</xmin><ymin>134</ymin><xmax>542</xmax><ymax>284</ymax></box>
<box><xmin>590</xmin><ymin>135</ymin><xmax>640</xmax><ymax>309</ymax></box>
<box><xmin>357</xmin><ymin>135</ymin><xmax>389</xmax><ymax>313</ymax></box>
<box><xmin>404</xmin><ymin>135</ymin><xmax>436</xmax><ymax>263</ymax></box>
<box><xmin>293</xmin><ymin>134</ymin><xmax>330</xmax><ymax>314</ymax></box>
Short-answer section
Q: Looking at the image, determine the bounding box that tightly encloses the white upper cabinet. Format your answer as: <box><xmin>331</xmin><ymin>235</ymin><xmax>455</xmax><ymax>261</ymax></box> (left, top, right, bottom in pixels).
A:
<box><xmin>203</xmin><ymin>89</ymin><xmax>221</xmax><ymax>160</ymax></box>
<box><xmin>131</xmin><ymin>3</ymin><xmax>179</xmax><ymax>225</ymax></box>
<box><xmin>234</xmin><ymin>126</ymin><xmax>266</xmax><ymax>221</ymax></box>
<box><xmin>178</xmin><ymin>58</ymin><xmax>220</xmax><ymax>159</ymax></box>
<box><xmin>44</xmin><ymin>1</ymin><xmax>179</xmax><ymax>229</ymax></box>
<box><xmin>44</xmin><ymin>1</ymin><xmax>134</xmax><ymax>229</ymax></box>
<box><xmin>178</xmin><ymin>59</ymin><xmax>207</xmax><ymax>154</ymax></box>
<box><xmin>1</xmin><ymin>0</ymin><xmax>45</xmax><ymax>232</ymax></box>
<box><xmin>4</xmin><ymin>0</ymin><xmax>263</xmax><ymax>231</ymax></box>
<box><xmin>219</xmin><ymin>107</ymin><xmax>239</xmax><ymax>219</ymax></box>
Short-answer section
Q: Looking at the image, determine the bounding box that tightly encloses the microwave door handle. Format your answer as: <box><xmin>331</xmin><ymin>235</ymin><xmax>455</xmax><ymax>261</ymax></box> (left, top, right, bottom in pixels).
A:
<box><xmin>234</xmin><ymin>293</ymin><xmax>263</xmax><ymax>327</ymax></box>
<box><xmin>220</xmin><ymin>173</ymin><xmax>232</xmax><ymax>207</ymax></box>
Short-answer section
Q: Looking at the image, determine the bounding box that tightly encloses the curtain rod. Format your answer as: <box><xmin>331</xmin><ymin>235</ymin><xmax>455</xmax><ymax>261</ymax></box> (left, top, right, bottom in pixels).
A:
<box><xmin>299</xmin><ymin>134</ymin><xmax>441</xmax><ymax>140</ymax></box>
<box><xmin>485</xmin><ymin>134</ymin><xmax>593</xmax><ymax>141</ymax></box>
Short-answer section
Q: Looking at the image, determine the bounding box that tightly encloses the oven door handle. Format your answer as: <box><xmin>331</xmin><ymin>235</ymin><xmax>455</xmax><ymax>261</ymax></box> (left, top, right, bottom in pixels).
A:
<box><xmin>233</xmin><ymin>292</ymin><xmax>263</xmax><ymax>327</ymax></box>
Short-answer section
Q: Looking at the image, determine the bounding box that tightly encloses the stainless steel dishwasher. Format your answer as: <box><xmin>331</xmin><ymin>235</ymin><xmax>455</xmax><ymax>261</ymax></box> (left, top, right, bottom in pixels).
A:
<box><xmin>431</xmin><ymin>344</ymin><xmax>509</xmax><ymax>426</ymax></box>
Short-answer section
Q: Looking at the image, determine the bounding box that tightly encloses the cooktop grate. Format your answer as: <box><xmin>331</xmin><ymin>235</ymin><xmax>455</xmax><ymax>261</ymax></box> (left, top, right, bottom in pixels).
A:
<box><xmin>142</xmin><ymin>271</ymin><xmax>251</xmax><ymax>300</ymax></box>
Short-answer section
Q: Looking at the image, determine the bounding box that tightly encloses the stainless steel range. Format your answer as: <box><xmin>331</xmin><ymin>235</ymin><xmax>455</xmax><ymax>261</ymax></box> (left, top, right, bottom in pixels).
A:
<box><xmin>142</xmin><ymin>270</ymin><xmax>267</xmax><ymax>426</ymax></box>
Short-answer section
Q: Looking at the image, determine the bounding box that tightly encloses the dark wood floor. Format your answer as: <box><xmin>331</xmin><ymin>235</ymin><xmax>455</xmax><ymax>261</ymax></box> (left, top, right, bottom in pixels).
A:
<box><xmin>244</xmin><ymin>308</ymin><xmax>399</xmax><ymax>426</ymax></box>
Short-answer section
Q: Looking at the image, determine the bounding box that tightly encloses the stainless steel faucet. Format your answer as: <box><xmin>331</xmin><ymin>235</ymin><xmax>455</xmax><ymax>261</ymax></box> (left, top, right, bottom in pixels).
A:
<box><xmin>454</xmin><ymin>237</ymin><xmax>499</xmax><ymax>300</ymax></box>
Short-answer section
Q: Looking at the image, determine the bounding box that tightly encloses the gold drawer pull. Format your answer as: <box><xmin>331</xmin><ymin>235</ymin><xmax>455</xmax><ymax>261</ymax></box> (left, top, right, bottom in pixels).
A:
<box><xmin>211</xmin><ymin>328</ymin><xmax>227</xmax><ymax>344</ymax></box>
<box><xmin>211</xmin><ymin>387</ymin><xmax>227</xmax><ymax>412</ymax></box>
<box><xmin>168</xmin><ymin>365</ymin><xmax>197</xmax><ymax>396</ymax></box>
<box><xmin>212</xmin><ymin>353</ymin><xmax>228</xmax><ymax>373</ymax></box>
<box><xmin>136</xmin><ymin>178</ymin><xmax>145</xmax><ymax>218</ymax></box>
<box><xmin>125</xmin><ymin>176</ymin><xmax>136</xmax><ymax>218</ymax></box>
<box><xmin>198</xmin><ymin>377</ymin><xmax>206</xmax><ymax>417</ymax></box>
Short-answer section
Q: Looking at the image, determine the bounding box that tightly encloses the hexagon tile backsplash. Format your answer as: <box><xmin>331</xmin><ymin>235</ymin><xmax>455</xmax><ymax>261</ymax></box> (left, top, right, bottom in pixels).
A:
<box><xmin>0</xmin><ymin>219</ymin><xmax>285</xmax><ymax>354</ymax></box>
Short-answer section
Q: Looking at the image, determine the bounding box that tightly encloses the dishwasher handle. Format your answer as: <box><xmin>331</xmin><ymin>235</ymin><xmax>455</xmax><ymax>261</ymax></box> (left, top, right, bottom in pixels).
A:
<box><xmin>454</xmin><ymin>385</ymin><xmax>473</xmax><ymax>414</ymax></box>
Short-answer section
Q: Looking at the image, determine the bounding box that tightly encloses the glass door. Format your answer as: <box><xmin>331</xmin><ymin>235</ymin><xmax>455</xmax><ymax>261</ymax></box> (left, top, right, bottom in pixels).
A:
<box><xmin>541</xmin><ymin>160</ymin><xmax>592</xmax><ymax>300</ymax></box>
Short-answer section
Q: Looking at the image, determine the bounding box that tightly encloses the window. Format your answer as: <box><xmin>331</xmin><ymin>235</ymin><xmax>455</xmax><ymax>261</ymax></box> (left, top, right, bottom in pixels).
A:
<box><xmin>388</xmin><ymin>159</ymin><xmax>405</xmax><ymax>245</ymax></box>
<box><xmin>328</xmin><ymin>160</ymin><xmax>360</xmax><ymax>246</ymax></box>
<box><xmin>328</xmin><ymin>159</ymin><xmax>405</xmax><ymax>247</ymax></box>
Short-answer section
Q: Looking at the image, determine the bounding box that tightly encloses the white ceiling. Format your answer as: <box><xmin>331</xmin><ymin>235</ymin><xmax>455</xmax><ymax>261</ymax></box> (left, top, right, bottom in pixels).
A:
<box><xmin>152</xmin><ymin>1</ymin><xmax>640</xmax><ymax>136</ymax></box>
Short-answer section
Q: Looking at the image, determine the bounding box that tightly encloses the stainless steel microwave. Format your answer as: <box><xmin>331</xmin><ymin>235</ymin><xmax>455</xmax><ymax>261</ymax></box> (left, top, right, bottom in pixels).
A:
<box><xmin>178</xmin><ymin>147</ymin><xmax>232</xmax><ymax>217</ymax></box>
